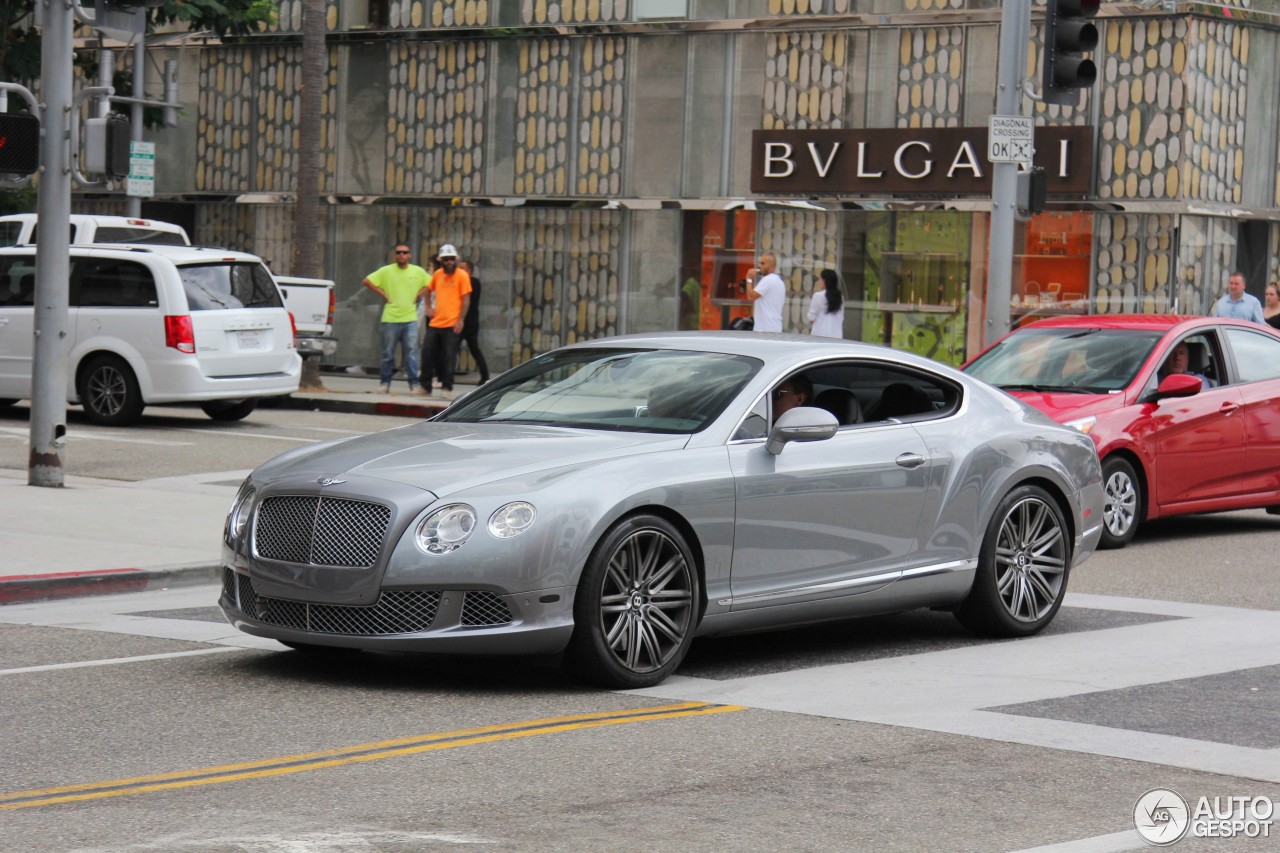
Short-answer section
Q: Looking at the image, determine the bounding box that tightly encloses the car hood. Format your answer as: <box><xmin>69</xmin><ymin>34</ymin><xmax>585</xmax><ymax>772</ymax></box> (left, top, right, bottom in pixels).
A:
<box><xmin>253</xmin><ymin>421</ymin><xmax>690</xmax><ymax>495</ymax></box>
<box><xmin>1003</xmin><ymin>389</ymin><xmax>1129</xmax><ymax>423</ymax></box>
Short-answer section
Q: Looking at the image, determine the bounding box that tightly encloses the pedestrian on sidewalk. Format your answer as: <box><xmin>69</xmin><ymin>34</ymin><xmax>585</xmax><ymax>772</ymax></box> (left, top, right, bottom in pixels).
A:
<box><xmin>459</xmin><ymin>259</ymin><xmax>490</xmax><ymax>385</ymax></box>
<box><xmin>746</xmin><ymin>251</ymin><xmax>785</xmax><ymax>333</ymax></box>
<box><xmin>421</xmin><ymin>244</ymin><xmax>472</xmax><ymax>399</ymax></box>
<box><xmin>362</xmin><ymin>243</ymin><xmax>430</xmax><ymax>395</ymax></box>
<box><xmin>1212</xmin><ymin>271</ymin><xmax>1265</xmax><ymax>324</ymax></box>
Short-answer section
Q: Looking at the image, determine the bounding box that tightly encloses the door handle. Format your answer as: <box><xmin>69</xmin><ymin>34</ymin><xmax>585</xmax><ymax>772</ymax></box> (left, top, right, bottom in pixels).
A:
<box><xmin>895</xmin><ymin>452</ymin><xmax>926</xmax><ymax>469</ymax></box>
<box><xmin>1219</xmin><ymin>402</ymin><xmax>1240</xmax><ymax>415</ymax></box>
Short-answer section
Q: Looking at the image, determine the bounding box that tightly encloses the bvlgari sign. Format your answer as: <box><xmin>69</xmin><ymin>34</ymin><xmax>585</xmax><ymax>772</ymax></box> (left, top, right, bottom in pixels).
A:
<box><xmin>751</xmin><ymin>127</ymin><xmax>1093</xmax><ymax>195</ymax></box>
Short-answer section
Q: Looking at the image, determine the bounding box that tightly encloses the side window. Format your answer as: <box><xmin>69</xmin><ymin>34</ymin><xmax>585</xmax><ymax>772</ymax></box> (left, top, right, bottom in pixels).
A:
<box><xmin>806</xmin><ymin>361</ymin><xmax>960</xmax><ymax>425</ymax></box>
<box><xmin>0</xmin><ymin>257</ymin><xmax>36</xmax><ymax>307</ymax></box>
<box><xmin>72</xmin><ymin>258</ymin><xmax>158</xmax><ymax>308</ymax></box>
<box><xmin>1225</xmin><ymin>328</ymin><xmax>1280</xmax><ymax>383</ymax></box>
<box><xmin>731</xmin><ymin>395</ymin><xmax>768</xmax><ymax>441</ymax></box>
<box><xmin>1154</xmin><ymin>332</ymin><xmax>1223</xmax><ymax>388</ymax></box>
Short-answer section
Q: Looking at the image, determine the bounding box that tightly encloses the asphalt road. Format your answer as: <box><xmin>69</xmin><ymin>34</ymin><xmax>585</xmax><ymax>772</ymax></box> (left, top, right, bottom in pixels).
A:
<box><xmin>2</xmin><ymin>406</ymin><xmax>1278</xmax><ymax>852</ymax></box>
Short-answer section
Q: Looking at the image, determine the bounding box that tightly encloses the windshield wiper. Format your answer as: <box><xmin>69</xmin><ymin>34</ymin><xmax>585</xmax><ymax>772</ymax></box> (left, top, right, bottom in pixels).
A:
<box><xmin>999</xmin><ymin>383</ymin><xmax>1089</xmax><ymax>393</ymax></box>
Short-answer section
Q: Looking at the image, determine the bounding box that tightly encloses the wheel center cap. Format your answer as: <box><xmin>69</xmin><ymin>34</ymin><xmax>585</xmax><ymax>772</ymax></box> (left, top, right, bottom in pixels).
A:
<box><xmin>630</xmin><ymin>592</ymin><xmax>645</xmax><ymax>609</ymax></box>
<box><xmin>1016</xmin><ymin>553</ymin><xmax>1029</xmax><ymax>570</ymax></box>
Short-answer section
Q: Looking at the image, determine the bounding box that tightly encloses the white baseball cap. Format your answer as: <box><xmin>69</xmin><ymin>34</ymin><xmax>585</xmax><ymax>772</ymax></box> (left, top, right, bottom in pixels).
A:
<box><xmin>437</xmin><ymin>244</ymin><xmax>459</xmax><ymax>259</ymax></box>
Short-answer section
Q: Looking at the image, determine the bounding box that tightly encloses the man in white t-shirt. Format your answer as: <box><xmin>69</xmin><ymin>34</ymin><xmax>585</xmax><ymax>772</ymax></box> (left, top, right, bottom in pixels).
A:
<box><xmin>747</xmin><ymin>251</ymin><xmax>785</xmax><ymax>332</ymax></box>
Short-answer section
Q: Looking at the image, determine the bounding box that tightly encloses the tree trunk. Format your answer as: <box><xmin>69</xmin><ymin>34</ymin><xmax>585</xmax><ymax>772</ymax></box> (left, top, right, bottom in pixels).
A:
<box><xmin>293</xmin><ymin>0</ymin><xmax>326</xmax><ymax>389</ymax></box>
<box><xmin>292</xmin><ymin>0</ymin><xmax>324</xmax><ymax>279</ymax></box>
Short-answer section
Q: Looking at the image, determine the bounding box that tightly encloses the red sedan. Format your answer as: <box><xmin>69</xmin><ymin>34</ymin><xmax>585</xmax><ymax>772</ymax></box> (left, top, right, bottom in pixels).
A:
<box><xmin>965</xmin><ymin>315</ymin><xmax>1280</xmax><ymax>548</ymax></box>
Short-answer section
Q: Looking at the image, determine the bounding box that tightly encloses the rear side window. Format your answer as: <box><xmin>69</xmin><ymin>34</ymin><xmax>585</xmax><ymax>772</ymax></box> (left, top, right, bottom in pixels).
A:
<box><xmin>72</xmin><ymin>258</ymin><xmax>158</xmax><ymax>307</ymax></box>
<box><xmin>1225</xmin><ymin>328</ymin><xmax>1280</xmax><ymax>383</ymax></box>
<box><xmin>0</xmin><ymin>257</ymin><xmax>36</xmax><ymax>306</ymax></box>
<box><xmin>0</xmin><ymin>222</ymin><xmax>22</xmax><ymax>247</ymax></box>
<box><xmin>91</xmin><ymin>227</ymin><xmax>187</xmax><ymax>246</ymax></box>
<box><xmin>179</xmin><ymin>263</ymin><xmax>283</xmax><ymax>311</ymax></box>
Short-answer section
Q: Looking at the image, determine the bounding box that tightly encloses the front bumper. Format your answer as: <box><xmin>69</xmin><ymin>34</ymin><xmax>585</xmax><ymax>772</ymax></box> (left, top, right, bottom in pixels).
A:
<box><xmin>219</xmin><ymin>566</ymin><xmax>576</xmax><ymax>656</ymax></box>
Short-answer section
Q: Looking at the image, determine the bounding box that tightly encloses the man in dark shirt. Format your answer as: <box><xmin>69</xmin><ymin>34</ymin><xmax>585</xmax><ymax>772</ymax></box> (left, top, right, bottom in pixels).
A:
<box><xmin>459</xmin><ymin>260</ymin><xmax>489</xmax><ymax>385</ymax></box>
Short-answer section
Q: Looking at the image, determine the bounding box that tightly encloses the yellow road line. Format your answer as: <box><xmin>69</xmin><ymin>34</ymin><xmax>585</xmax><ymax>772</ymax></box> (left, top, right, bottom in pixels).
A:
<box><xmin>1</xmin><ymin>701</ymin><xmax>744</xmax><ymax>811</ymax></box>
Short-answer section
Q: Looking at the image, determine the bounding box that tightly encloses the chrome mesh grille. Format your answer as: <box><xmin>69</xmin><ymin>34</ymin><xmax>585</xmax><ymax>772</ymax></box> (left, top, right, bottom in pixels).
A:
<box><xmin>222</xmin><ymin>568</ymin><xmax>440</xmax><ymax>636</ymax></box>
<box><xmin>461</xmin><ymin>590</ymin><xmax>514</xmax><ymax>626</ymax></box>
<box><xmin>254</xmin><ymin>495</ymin><xmax>391</xmax><ymax>568</ymax></box>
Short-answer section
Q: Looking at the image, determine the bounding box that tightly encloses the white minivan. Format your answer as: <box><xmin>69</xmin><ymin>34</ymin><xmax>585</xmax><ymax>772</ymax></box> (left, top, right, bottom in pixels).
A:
<box><xmin>0</xmin><ymin>245</ymin><xmax>300</xmax><ymax>425</ymax></box>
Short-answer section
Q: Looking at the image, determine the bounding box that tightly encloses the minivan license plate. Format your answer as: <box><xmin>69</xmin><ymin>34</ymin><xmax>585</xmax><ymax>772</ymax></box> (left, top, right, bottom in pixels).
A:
<box><xmin>237</xmin><ymin>330</ymin><xmax>264</xmax><ymax>350</ymax></box>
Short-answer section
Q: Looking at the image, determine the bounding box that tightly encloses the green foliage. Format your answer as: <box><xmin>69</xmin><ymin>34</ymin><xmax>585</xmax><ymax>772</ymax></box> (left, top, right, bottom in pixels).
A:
<box><xmin>0</xmin><ymin>185</ymin><xmax>37</xmax><ymax>216</ymax></box>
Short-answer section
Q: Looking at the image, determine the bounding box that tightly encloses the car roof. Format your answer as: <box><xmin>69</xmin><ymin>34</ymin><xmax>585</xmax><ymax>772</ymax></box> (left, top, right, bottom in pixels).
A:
<box><xmin>0</xmin><ymin>244</ymin><xmax>265</xmax><ymax>264</ymax></box>
<box><xmin>562</xmin><ymin>330</ymin><xmax>958</xmax><ymax>373</ymax></box>
<box><xmin>1017</xmin><ymin>314</ymin><xmax>1273</xmax><ymax>334</ymax></box>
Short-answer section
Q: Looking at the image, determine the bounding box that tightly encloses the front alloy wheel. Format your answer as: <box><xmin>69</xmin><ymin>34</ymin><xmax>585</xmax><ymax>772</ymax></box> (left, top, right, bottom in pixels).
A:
<box><xmin>956</xmin><ymin>484</ymin><xmax>1070</xmax><ymax>636</ymax></box>
<box><xmin>1100</xmin><ymin>457</ymin><xmax>1140</xmax><ymax>549</ymax></box>
<box><xmin>568</xmin><ymin>514</ymin><xmax>698</xmax><ymax>688</ymax></box>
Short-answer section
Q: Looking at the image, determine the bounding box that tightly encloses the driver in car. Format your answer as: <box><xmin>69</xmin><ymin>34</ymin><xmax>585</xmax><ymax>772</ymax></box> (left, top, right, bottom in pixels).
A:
<box><xmin>1158</xmin><ymin>341</ymin><xmax>1213</xmax><ymax>387</ymax></box>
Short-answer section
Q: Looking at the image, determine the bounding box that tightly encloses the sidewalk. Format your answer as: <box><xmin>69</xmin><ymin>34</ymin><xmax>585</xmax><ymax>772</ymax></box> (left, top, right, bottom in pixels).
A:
<box><xmin>0</xmin><ymin>368</ymin><xmax>481</xmax><ymax>605</ymax></box>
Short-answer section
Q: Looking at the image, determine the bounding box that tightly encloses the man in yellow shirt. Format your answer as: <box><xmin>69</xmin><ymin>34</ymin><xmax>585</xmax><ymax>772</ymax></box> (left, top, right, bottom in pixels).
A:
<box><xmin>362</xmin><ymin>243</ymin><xmax>430</xmax><ymax>395</ymax></box>
<box><xmin>421</xmin><ymin>243</ymin><xmax>472</xmax><ymax>399</ymax></box>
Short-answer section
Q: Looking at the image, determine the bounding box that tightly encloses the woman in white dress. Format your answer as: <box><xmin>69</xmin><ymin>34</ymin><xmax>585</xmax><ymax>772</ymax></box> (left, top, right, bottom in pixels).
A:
<box><xmin>807</xmin><ymin>268</ymin><xmax>845</xmax><ymax>338</ymax></box>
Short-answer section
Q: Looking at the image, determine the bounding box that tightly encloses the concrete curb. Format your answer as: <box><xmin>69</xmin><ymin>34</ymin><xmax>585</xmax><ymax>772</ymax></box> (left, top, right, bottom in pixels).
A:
<box><xmin>0</xmin><ymin>563</ymin><xmax>221</xmax><ymax>606</ymax></box>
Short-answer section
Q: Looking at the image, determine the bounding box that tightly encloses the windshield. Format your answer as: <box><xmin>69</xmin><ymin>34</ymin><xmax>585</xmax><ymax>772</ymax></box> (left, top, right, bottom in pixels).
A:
<box><xmin>966</xmin><ymin>327</ymin><xmax>1163</xmax><ymax>393</ymax></box>
<box><xmin>438</xmin><ymin>347</ymin><xmax>762</xmax><ymax>433</ymax></box>
<box><xmin>179</xmin><ymin>262</ymin><xmax>283</xmax><ymax>310</ymax></box>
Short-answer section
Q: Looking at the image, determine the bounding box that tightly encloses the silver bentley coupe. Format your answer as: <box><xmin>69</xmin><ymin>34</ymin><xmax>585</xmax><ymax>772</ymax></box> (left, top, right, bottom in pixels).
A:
<box><xmin>220</xmin><ymin>332</ymin><xmax>1105</xmax><ymax>688</ymax></box>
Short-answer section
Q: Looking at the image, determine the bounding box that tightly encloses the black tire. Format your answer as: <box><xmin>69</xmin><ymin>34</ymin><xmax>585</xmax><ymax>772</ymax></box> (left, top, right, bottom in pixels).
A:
<box><xmin>79</xmin><ymin>355</ymin><xmax>145</xmax><ymax>426</ymax></box>
<box><xmin>1099</xmin><ymin>456</ymin><xmax>1141</xmax><ymax>549</ymax></box>
<box><xmin>201</xmin><ymin>398</ymin><xmax>258</xmax><ymax>422</ymax></box>
<box><xmin>0</xmin><ymin>399</ymin><xmax>16</xmax><ymax>408</ymax></box>
<box><xmin>956</xmin><ymin>484</ymin><xmax>1071</xmax><ymax>637</ymax></box>
<box><xmin>567</xmin><ymin>514</ymin><xmax>699</xmax><ymax>689</ymax></box>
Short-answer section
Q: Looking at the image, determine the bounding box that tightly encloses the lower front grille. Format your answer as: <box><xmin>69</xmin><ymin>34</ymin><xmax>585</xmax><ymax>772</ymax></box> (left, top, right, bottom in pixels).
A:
<box><xmin>223</xmin><ymin>567</ymin><xmax>440</xmax><ymax>635</ymax></box>
<box><xmin>461</xmin><ymin>590</ymin><xmax>514</xmax><ymax>626</ymax></box>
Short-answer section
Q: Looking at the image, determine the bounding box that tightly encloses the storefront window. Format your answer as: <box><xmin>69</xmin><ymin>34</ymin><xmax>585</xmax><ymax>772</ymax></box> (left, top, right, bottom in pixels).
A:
<box><xmin>680</xmin><ymin>210</ymin><xmax>756</xmax><ymax>331</ymax></box>
<box><xmin>1012</xmin><ymin>211</ymin><xmax>1093</xmax><ymax>325</ymax></box>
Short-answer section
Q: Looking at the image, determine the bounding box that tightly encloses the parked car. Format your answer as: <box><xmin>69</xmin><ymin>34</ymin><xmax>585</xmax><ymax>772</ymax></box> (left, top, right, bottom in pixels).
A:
<box><xmin>964</xmin><ymin>315</ymin><xmax>1280</xmax><ymax>548</ymax></box>
<box><xmin>220</xmin><ymin>332</ymin><xmax>1104</xmax><ymax>688</ymax></box>
<box><xmin>0</xmin><ymin>213</ymin><xmax>191</xmax><ymax>247</ymax></box>
<box><xmin>276</xmin><ymin>275</ymin><xmax>337</xmax><ymax>358</ymax></box>
<box><xmin>0</xmin><ymin>244</ymin><xmax>300</xmax><ymax>425</ymax></box>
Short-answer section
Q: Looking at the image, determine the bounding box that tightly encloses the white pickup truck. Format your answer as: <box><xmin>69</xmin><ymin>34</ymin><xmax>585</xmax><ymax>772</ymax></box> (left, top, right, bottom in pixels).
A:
<box><xmin>275</xmin><ymin>275</ymin><xmax>338</xmax><ymax>358</ymax></box>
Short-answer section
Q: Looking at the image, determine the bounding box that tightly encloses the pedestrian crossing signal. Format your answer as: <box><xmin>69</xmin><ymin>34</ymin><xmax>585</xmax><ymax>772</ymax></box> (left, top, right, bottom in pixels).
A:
<box><xmin>0</xmin><ymin>112</ymin><xmax>41</xmax><ymax>177</ymax></box>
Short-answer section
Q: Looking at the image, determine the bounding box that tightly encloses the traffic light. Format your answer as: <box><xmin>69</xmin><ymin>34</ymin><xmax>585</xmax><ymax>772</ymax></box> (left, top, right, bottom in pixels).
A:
<box><xmin>1042</xmin><ymin>0</ymin><xmax>1100</xmax><ymax>106</ymax></box>
<box><xmin>0</xmin><ymin>112</ymin><xmax>41</xmax><ymax>177</ymax></box>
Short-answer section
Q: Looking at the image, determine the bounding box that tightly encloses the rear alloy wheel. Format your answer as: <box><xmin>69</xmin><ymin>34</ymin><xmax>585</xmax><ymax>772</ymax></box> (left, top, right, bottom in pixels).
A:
<box><xmin>567</xmin><ymin>514</ymin><xmax>698</xmax><ymax>689</ymax></box>
<box><xmin>1099</xmin><ymin>457</ymin><xmax>1141</xmax><ymax>549</ymax></box>
<box><xmin>201</xmin><ymin>398</ymin><xmax>258</xmax><ymax>422</ymax></box>
<box><xmin>79</xmin><ymin>355</ymin><xmax>144</xmax><ymax>426</ymax></box>
<box><xmin>956</xmin><ymin>484</ymin><xmax>1070</xmax><ymax>636</ymax></box>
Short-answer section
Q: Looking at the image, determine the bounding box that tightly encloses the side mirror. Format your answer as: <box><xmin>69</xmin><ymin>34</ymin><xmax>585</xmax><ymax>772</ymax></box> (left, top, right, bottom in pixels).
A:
<box><xmin>766</xmin><ymin>406</ymin><xmax>838</xmax><ymax>455</ymax></box>
<box><xmin>1154</xmin><ymin>373</ymin><xmax>1202</xmax><ymax>399</ymax></box>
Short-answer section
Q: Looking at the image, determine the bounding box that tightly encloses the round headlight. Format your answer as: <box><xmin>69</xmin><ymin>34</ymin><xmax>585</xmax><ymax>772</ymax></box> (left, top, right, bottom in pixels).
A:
<box><xmin>489</xmin><ymin>501</ymin><xmax>536</xmax><ymax>539</ymax></box>
<box><xmin>227</xmin><ymin>485</ymin><xmax>255</xmax><ymax>541</ymax></box>
<box><xmin>415</xmin><ymin>504</ymin><xmax>477</xmax><ymax>555</ymax></box>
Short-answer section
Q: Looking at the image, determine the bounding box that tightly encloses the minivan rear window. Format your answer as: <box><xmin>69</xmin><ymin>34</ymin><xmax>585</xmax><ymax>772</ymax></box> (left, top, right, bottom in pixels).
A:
<box><xmin>0</xmin><ymin>222</ymin><xmax>21</xmax><ymax>247</ymax></box>
<box><xmin>179</xmin><ymin>263</ymin><xmax>284</xmax><ymax>311</ymax></box>
<box><xmin>90</xmin><ymin>227</ymin><xmax>188</xmax><ymax>246</ymax></box>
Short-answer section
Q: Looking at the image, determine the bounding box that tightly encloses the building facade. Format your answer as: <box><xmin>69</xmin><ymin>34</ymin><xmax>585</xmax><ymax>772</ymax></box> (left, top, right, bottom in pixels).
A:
<box><xmin>77</xmin><ymin>0</ymin><xmax>1280</xmax><ymax>372</ymax></box>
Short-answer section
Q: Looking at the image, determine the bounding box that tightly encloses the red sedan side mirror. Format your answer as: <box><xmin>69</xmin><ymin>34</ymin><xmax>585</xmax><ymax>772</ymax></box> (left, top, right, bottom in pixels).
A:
<box><xmin>1156</xmin><ymin>373</ymin><xmax>1202</xmax><ymax>398</ymax></box>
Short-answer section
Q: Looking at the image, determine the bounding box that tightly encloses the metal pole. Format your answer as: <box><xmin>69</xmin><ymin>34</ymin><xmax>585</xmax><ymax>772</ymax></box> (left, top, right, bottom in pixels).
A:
<box><xmin>128</xmin><ymin>8</ymin><xmax>144</xmax><ymax>216</ymax></box>
<box><xmin>30</xmin><ymin>0</ymin><xmax>75</xmax><ymax>487</ymax></box>
<box><xmin>984</xmin><ymin>0</ymin><xmax>1032</xmax><ymax>349</ymax></box>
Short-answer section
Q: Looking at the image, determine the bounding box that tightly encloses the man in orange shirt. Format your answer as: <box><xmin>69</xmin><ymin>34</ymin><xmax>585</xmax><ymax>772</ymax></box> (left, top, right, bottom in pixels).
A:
<box><xmin>420</xmin><ymin>243</ymin><xmax>472</xmax><ymax>399</ymax></box>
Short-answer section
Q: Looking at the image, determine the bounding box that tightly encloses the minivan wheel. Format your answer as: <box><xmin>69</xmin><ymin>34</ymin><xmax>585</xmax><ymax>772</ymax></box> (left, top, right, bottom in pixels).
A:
<box><xmin>79</xmin><ymin>356</ymin><xmax>145</xmax><ymax>426</ymax></box>
<box><xmin>0</xmin><ymin>399</ymin><xmax>16</xmax><ymax>408</ymax></box>
<box><xmin>201</xmin><ymin>399</ymin><xmax>258</xmax><ymax>422</ymax></box>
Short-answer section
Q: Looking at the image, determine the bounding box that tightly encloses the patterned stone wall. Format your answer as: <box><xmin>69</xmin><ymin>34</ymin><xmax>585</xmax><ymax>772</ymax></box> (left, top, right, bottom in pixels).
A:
<box><xmin>195</xmin><ymin>204</ymin><xmax>256</xmax><ymax>253</ymax></box>
<box><xmin>762</xmin><ymin>32</ymin><xmax>850</xmax><ymax>130</ymax></box>
<box><xmin>521</xmin><ymin>1</ymin><xmax>627</xmax><ymax>23</ymax></box>
<box><xmin>1092</xmin><ymin>213</ymin><xmax>1178</xmax><ymax>314</ymax></box>
<box><xmin>576</xmin><ymin>37</ymin><xmax>626</xmax><ymax>196</ymax></box>
<box><xmin>896</xmin><ymin>27</ymin><xmax>965</xmax><ymax>128</ymax></box>
<box><xmin>515</xmin><ymin>39</ymin><xmax>572</xmax><ymax>196</ymax></box>
<box><xmin>1094</xmin><ymin>18</ymin><xmax>1188</xmax><ymax>200</ymax></box>
<box><xmin>511</xmin><ymin>209</ymin><xmax>622</xmax><ymax>365</ymax></box>
<box><xmin>768</xmin><ymin>0</ymin><xmax>854</xmax><ymax>11</ymax></box>
<box><xmin>197</xmin><ymin>48</ymin><xmax>254</xmax><ymax>193</ymax></box>
<box><xmin>758</xmin><ymin>210</ymin><xmax>839</xmax><ymax>333</ymax></box>
<box><xmin>1183</xmin><ymin>19</ymin><xmax>1247</xmax><ymax>204</ymax></box>
<box><xmin>1176</xmin><ymin>215</ymin><xmax>1235</xmax><ymax>314</ymax></box>
<box><xmin>387</xmin><ymin>41</ymin><xmax>488</xmax><ymax>195</ymax></box>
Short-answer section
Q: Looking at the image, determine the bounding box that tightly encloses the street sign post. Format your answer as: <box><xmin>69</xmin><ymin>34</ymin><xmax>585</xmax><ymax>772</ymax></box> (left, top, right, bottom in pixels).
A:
<box><xmin>127</xmin><ymin>140</ymin><xmax>155</xmax><ymax>197</ymax></box>
<box><xmin>988</xmin><ymin>115</ymin><xmax>1035</xmax><ymax>165</ymax></box>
